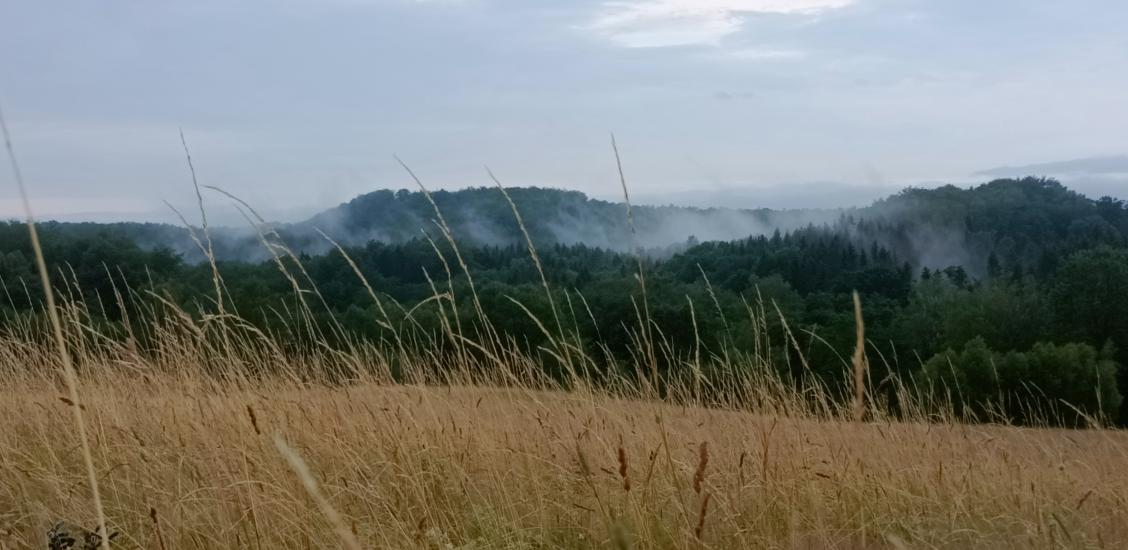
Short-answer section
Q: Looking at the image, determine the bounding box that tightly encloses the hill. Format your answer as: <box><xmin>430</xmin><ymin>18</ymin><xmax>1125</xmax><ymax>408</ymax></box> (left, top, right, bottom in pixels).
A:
<box><xmin>9</xmin><ymin>178</ymin><xmax>1127</xmax><ymax>273</ymax></box>
<box><xmin>300</xmin><ymin>186</ymin><xmax>838</xmax><ymax>252</ymax></box>
<box><xmin>857</xmin><ymin>177</ymin><xmax>1128</xmax><ymax>276</ymax></box>
<box><xmin>279</xmin><ymin>177</ymin><xmax>1128</xmax><ymax>274</ymax></box>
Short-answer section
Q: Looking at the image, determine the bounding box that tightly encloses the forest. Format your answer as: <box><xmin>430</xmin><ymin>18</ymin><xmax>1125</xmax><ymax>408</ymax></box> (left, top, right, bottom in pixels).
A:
<box><xmin>3</xmin><ymin>177</ymin><xmax>1128</xmax><ymax>424</ymax></box>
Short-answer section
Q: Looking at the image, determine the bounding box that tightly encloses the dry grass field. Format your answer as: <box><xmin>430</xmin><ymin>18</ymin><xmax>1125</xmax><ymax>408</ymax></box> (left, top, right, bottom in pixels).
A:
<box><xmin>3</xmin><ymin>363</ymin><xmax>1128</xmax><ymax>549</ymax></box>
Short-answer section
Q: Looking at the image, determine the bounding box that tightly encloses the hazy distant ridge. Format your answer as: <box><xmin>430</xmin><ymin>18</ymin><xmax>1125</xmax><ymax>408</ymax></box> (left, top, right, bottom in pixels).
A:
<box><xmin>22</xmin><ymin>178</ymin><xmax>1127</xmax><ymax>276</ymax></box>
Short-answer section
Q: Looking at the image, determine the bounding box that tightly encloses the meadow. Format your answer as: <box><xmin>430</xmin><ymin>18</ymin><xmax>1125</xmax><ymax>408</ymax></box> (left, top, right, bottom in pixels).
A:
<box><xmin>1</xmin><ymin>250</ymin><xmax>1127</xmax><ymax>549</ymax></box>
<box><xmin>2</xmin><ymin>144</ymin><xmax>1127</xmax><ymax>548</ymax></box>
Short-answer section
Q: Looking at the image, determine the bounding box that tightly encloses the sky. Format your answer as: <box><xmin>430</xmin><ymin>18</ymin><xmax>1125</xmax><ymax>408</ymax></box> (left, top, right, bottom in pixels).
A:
<box><xmin>2</xmin><ymin>0</ymin><xmax>1127</xmax><ymax>223</ymax></box>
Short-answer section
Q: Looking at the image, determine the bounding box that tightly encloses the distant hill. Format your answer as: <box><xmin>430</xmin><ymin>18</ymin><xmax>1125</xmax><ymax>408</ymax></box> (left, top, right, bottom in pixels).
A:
<box><xmin>975</xmin><ymin>155</ymin><xmax>1128</xmax><ymax>177</ymax></box>
<box><xmin>296</xmin><ymin>186</ymin><xmax>837</xmax><ymax>253</ymax></box>
<box><xmin>8</xmin><ymin>178</ymin><xmax>1127</xmax><ymax>275</ymax></box>
<box><xmin>27</xmin><ymin>187</ymin><xmax>840</xmax><ymax>263</ymax></box>
<box><xmin>854</xmin><ymin>177</ymin><xmax>1128</xmax><ymax>276</ymax></box>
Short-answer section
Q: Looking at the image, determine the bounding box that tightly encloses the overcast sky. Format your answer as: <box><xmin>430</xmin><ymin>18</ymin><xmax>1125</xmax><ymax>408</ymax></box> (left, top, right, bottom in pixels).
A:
<box><xmin>2</xmin><ymin>0</ymin><xmax>1127</xmax><ymax>223</ymax></box>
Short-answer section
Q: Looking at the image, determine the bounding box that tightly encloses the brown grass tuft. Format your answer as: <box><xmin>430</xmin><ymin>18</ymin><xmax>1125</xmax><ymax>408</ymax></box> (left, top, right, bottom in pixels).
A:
<box><xmin>246</xmin><ymin>404</ymin><xmax>261</xmax><ymax>435</ymax></box>
<box><xmin>618</xmin><ymin>443</ymin><xmax>631</xmax><ymax>492</ymax></box>
<box><xmin>692</xmin><ymin>441</ymin><xmax>709</xmax><ymax>495</ymax></box>
<box><xmin>694</xmin><ymin>492</ymin><xmax>712</xmax><ymax>540</ymax></box>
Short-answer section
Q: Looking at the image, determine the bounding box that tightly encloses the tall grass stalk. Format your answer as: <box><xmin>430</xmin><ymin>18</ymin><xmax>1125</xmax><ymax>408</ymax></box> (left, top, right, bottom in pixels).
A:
<box><xmin>1</xmin><ymin>106</ymin><xmax>111</xmax><ymax>549</ymax></box>
<box><xmin>852</xmin><ymin>291</ymin><xmax>869</xmax><ymax>422</ymax></box>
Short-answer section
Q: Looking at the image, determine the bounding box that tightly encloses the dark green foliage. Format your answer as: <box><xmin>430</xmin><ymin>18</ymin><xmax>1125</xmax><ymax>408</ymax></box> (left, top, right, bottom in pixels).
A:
<box><xmin>923</xmin><ymin>338</ymin><xmax>1121</xmax><ymax>425</ymax></box>
<box><xmin>0</xmin><ymin>222</ymin><xmax>181</xmax><ymax>313</ymax></box>
<box><xmin>1051</xmin><ymin>246</ymin><xmax>1128</xmax><ymax>348</ymax></box>
<box><xmin>1050</xmin><ymin>246</ymin><xmax>1128</xmax><ymax>422</ymax></box>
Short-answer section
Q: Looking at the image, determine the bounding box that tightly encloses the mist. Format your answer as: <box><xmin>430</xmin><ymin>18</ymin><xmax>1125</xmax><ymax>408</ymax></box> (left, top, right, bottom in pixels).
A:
<box><xmin>81</xmin><ymin>178</ymin><xmax>1113</xmax><ymax>285</ymax></box>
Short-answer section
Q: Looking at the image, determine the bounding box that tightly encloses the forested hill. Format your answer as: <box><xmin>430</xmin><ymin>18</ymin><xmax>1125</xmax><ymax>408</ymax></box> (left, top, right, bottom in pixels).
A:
<box><xmin>299</xmin><ymin>186</ymin><xmax>835</xmax><ymax>253</ymax></box>
<box><xmin>7</xmin><ymin>177</ymin><xmax>1127</xmax><ymax>274</ymax></box>
<box><xmin>296</xmin><ymin>177</ymin><xmax>1128</xmax><ymax>272</ymax></box>
<box><xmin>1</xmin><ymin>187</ymin><xmax>835</xmax><ymax>263</ymax></box>
<box><xmin>855</xmin><ymin>177</ymin><xmax>1128</xmax><ymax>277</ymax></box>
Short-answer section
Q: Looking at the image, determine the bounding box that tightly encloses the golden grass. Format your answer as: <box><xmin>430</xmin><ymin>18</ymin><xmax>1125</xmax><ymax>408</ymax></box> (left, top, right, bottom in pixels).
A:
<box><xmin>2</xmin><ymin>371</ymin><xmax>1127</xmax><ymax>549</ymax></box>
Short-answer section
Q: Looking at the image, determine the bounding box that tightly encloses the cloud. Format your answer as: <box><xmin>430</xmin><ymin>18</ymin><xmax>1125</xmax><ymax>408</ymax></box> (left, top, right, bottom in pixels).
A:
<box><xmin>588</xmin><ymin>0</ymin><xmax>855</xmax><ymax>48</ymax></box>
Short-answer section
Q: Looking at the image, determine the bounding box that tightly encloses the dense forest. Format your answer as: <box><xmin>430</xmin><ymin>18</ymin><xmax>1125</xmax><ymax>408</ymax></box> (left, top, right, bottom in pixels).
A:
<box><xmin>3</xmin><ymin>177</ymin><xmax>1128</xmax><ymax>424</ymax></box>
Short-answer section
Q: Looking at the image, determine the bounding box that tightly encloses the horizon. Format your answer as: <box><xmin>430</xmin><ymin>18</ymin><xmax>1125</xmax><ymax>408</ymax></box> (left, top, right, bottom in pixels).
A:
<box><xmin>3</xmin><ymin>1</ymin><xmax>1128</xmax><ymax>224</ymax></box>
<box><xmin>2</xmin><ymin>175</ymin><xmax>1117</xmax><ymax>228</ymax></box>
